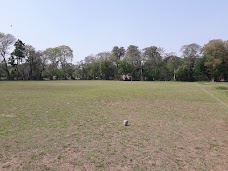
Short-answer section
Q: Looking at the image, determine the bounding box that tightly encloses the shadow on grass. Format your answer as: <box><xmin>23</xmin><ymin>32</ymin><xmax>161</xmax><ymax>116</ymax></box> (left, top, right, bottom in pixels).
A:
<box><xmin>216</xmin><ymin>86</ymin><xmax>228</xmax><ymax>90</ymax></box>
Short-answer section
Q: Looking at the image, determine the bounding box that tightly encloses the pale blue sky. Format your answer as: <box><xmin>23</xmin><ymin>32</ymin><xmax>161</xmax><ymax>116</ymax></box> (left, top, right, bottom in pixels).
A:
<box><xmin>1</xmin><ymin>0</ymin><xmax>227</xmax><ymax>62</ymax></box>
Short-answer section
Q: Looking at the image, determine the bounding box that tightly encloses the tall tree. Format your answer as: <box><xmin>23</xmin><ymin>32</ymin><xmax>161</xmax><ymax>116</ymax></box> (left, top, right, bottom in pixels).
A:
<box><xmin>181</xmin><ymin>43</ymin><xmax>202</xmax><ymax>60</ymax></box>
<box><xmin>203</xmin><ymin>39</ymin><xmax>228</xmax><ymax>81</ymax></box>
<box><xmin>83</xmin><ymin>55</ymin><xmax>97</xmax><ymax>79</ymax></box>
<box><xmin>43</xmin><ymin>47</ymin><xmax>60</xmax><ymax>80</ymax></box>
<box><xmin>58</xmin><ymin>45</ymin><xmax>73</xmax><ymax>79</ymax></box>
<box><xmin>96</xmin><ymin>52</ymin><xmax>114</xmax><ymax>80</ymax></box>
<box><xmin>96</xmin><ymin>52</ymin><xmax>112</xmax><ymax>61</ymax></box>
<box><xmin>111</xmin><ymin>46</ymin><xmax>125</xmax><ymax>79</ymax></box>
<box><xmin>143</xmin><ymin>46</ymin><xmax>162</xmax><ymax>80</ymax></box>
<box><xmin>36</xmin><ymin>51</ymin><xmax>48</xmax><ymax>80</ymax></box>
<box><xmin>125</xmin><ymin>45</ymin><xmax>142</xmax><ymax>80</ymax></box>
<box><xmin>180</xmin><ymin>43</ymin><xmax>202</xmax><ymax>81</ymax></box>
<box><xmin>193</xmin><ymin>56</ymin><xmax>209</xmax><ymax>81</ymax></box>
<box><xmin>100</xmin><ymin>60</ymin><xmax>114</xmax><ymax>80</ymax></box>
<box><xmin>224</xmin><ymin>40</ymin><xmax>228</xmax><ymax>80</ymax></box>
<box><xmin>89</xmin><ymin>61</ymin><xmax>101</xmax><ymax>79</ymax></box>
<box><xmin>10</xmin><ymin>39</ymin><xmax>26</xmax><ymax>80</ymax></box>
<box><xmin>111</xmin><ymin>46</ymin><xmax>125</xmax><ymax>61</ymax></box>
<box><xmin>24</xmin><ymin>45</ymin><xmax>36</xmax><ymax>80</ymax></box>
<box><xmin>117</xmin><ymin>60</ymin><xmax>132</xmax><ymax>77</ymax></box>
<box><xmin>0</xmin><ymin>33</ymin><xmax>16</xmax><ymax>80</ymax></box>
<box><xmin>125</xmin><ymin>45</ymin><xmax>141</xmax><ymax>64</ymax></box>
<box><xmin>164</xmin><ymin>55</ymin><xmax>183</xmax><ymax>81</ymax></box>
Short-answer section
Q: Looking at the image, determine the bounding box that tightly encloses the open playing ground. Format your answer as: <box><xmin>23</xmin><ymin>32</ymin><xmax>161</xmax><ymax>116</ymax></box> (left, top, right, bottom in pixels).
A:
<box><xmin>0</xmin><ymin>81</ymin><xmax>228</xmax><ymax>170</ymax></box>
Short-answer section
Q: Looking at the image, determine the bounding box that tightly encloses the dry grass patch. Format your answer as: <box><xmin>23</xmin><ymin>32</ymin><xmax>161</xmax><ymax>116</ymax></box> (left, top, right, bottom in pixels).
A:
<box><xmin>0</xmin><ymin>81</ymin><xmax>228</xmax><ymax>170</ymax></box>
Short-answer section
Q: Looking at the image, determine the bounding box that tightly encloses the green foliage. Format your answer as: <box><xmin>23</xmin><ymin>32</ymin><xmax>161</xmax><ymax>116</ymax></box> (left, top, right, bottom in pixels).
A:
<box><xmin>56</xmin><ymin>69</ymin><xmax>64</xmax><ymax>79</ymax></box>
<box><xmin>58</xmin><ymin>45</ymin><xmax>73</xmax><ymax>79</ymax></box>
<box><xmin>125</xmin><ymin>45</ymin><xmax>141</xmax><ymax>65</ymax></box>
<box><xmin>181</xmin><ymin>43</ymin><xmax>201</xmax><ymax>59</ymax></box>
<box><xmin>203</xmin><ymin>39</ymin><xmax>228</xmax><ymax>81</ymax></box>
<box><xmin>0</xmin><ymin>33</ymin><xmax>16</xmax><ymax>80</ymax></box>
<box><xmin>100</xmin><ymin>60</ymin><xmax>114</xmax><ymax>80</ymax></box>
<box><xmin>143</xmin><ymin>46</ymin><xmax>163</xmax><ymax>81</ymax></box>
<box><xmin>176</xmin><ymin>66</ymin><xmax>190</xmax><ymax>81</ymax></box>
<box><xmin>0</xmin><ymin>64</ymin><xmax>5</xmax><ymax>79</ymax></box>
<box><xmin>193</xmin><ymin>57</ymin><xmax>209</xmax><ymax>81</ymax></box>
<box><xmin>9</xmin><ymin>39</ymin><xmax>26</xmax><ymax>80</ymax></box>
<box><xmin>1</xmin><ymin>31</ymin><xmax>228</xmax><ymax>81</ymax></box>
<box><xmin>164</xmin><ymin>56</ymin><xmax>184</xmax><ymax>80</ymax></box>
<box><xmin>11</xmin><ymin>39</ymin><xmax>25</xmax><ymax>59</ymax></box>
<box><xmin>111</xmin><ymin>46</ymin><xmax>125</xmax><ymax>61</ymax></box>
<box><xmin>89</xmin><ymin>61</ymin><xmax>101</xmax><ymax>79</ymax></box>
<box><xmin>123</xmin><ymin>45</ymin><xmax>142</xmax><ymax>80</ymax></box>
<box><xmin>117</xmin><ymin>60</ymin><xmax>132</xmax><ymax>75</ymax></box>
<box><xmin>179</xmin><ymin>43</ymin><xmax>202</xmax><ymax>81</ymax></box>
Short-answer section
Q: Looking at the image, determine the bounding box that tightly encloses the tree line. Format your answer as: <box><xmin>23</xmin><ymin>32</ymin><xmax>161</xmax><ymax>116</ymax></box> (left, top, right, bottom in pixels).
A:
<box><xmin>1</xmin><ymin>32</ymin><xmax>228</xmax><ymax>81</ymax></box>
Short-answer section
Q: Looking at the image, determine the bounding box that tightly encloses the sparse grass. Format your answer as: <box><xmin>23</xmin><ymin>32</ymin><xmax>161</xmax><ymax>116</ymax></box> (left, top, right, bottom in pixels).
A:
<box><xmin>0</xmin><ymin>81</ymin><xmax>228</xmax><ymax>171</ymax></box>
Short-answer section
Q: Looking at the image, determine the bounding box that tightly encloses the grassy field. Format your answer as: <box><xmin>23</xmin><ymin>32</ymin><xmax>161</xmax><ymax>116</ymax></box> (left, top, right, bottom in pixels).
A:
<box><xmin>0</xmin><ymin>81</ymin><xmax>228</xmax><ymax>171</ymax></box>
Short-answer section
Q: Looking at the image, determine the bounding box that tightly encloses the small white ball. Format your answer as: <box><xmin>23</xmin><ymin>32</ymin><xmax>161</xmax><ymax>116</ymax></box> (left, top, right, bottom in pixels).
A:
<box><xmin>123</xmin><ymin>120</ymin><xmax>129</xmax><ymax>126</ymax></box>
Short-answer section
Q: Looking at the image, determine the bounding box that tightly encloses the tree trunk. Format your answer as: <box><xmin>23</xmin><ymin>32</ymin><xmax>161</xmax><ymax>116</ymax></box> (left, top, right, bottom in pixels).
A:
<box><xmin>39</xmin><ymin>73</ymin><xmax>42</xmax><ymax>80</ymax></box>
<box><xmin>173</xmin><ymin>69</ymin><xmax>176</xmax><ymax>81</ymax></box>
<box><xmin>211</xmin><ymin>75</ymin><xmax>215</xmax><ymax>82</ymax></box>
<box><xmin>211</xmin><ymin>70</ymin><xmax>215</xmax><ymax>82</ymax></box>
<box><xmin>16</xmin><ymin>65</ymin><xmax>19</xmax><ymax>80</ymax></box>
<box><xmin>5</xmin><ymin>65</ymin><xmax>11</xmax><ymax>80</ymax></box>
<box><xmin>29</xmin><ymin>67</ymin><xmax>33</xmax><ymax>80</ymax></box>
<box><xmin>3</xmin><ymin>59</ymin><xmax>11</xmax><ymax>80</ymax></box>
<box><xmin>220</xmin><ymin>74</ymin><xmax>224</xmax><ymax>82</ymax></box>
<box><xmin>62</xmin><ymin>63</ymin><xmax>67</xmax><ymax>80</ymax></box>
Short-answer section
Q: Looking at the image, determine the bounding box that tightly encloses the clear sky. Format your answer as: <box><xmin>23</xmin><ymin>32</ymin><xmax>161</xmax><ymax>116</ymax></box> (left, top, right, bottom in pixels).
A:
<box><xmin>1</xmin><ymin>0</ymin><xmax>227</xmax><ymax>62</ymax></box>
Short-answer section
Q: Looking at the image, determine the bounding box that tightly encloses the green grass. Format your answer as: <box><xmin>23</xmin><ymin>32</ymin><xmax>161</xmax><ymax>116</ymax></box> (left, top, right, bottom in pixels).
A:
<box><xmin>0</xmin><ymin>81</ymin><xmax>228</xmax><ymax>171</ymax></box>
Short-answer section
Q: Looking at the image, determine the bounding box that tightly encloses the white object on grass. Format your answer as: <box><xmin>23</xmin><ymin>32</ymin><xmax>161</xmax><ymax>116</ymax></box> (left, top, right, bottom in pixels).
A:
<box><xmin>123</xmin><ymin>120</ymin><xmax>129</xmax><ymax>126</ymax></box>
